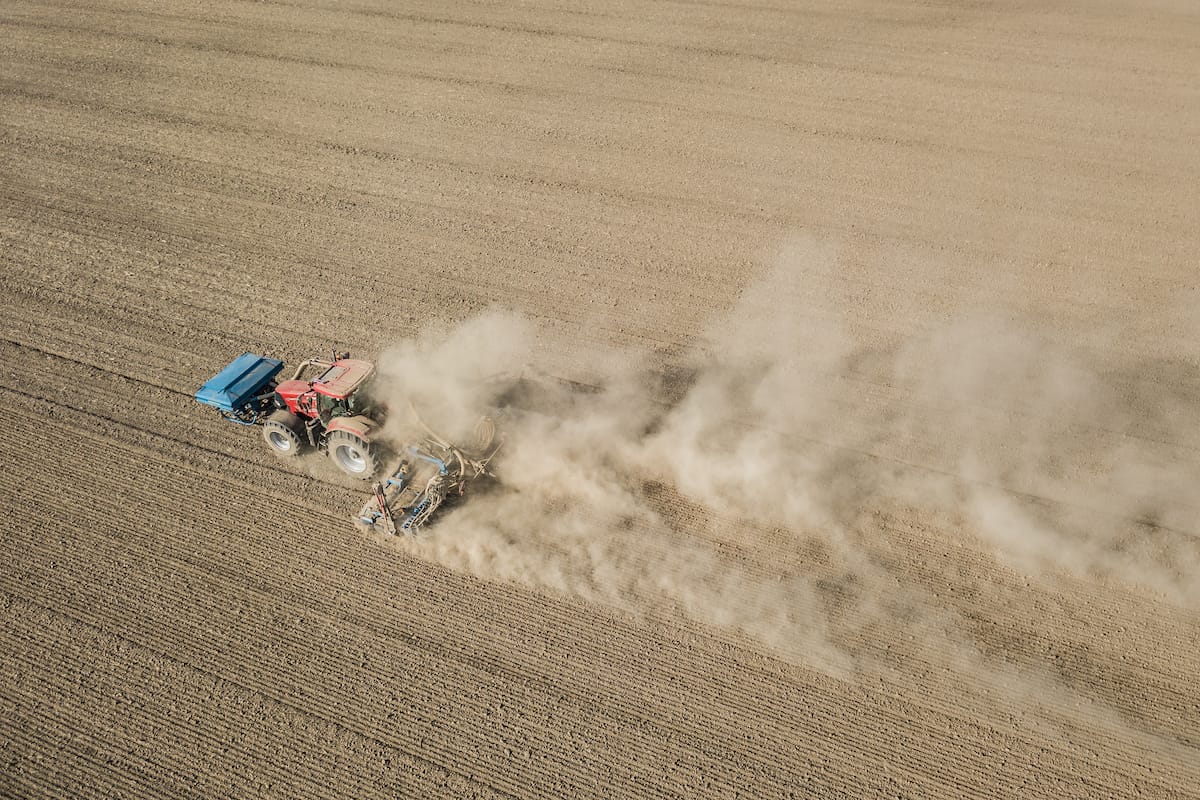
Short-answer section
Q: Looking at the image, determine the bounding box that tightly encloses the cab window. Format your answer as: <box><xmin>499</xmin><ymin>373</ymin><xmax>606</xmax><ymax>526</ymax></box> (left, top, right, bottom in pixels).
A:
<box><xmin>318</xmin><ymin>395</ymin><xmax>348</xmax><ymax>421</ymax></box>
<box><xmin>347</xmin><ymin>381</ymin><xmax>373</xmax><ymax>415</ymax></box>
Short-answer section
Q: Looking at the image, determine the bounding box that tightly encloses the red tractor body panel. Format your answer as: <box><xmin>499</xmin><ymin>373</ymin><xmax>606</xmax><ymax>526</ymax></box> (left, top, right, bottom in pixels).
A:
<box><xmin>327</xmin><ymin>414</ymin><xmax>378</xmax><ymax>441</ymax></box>
<box><xmin>275</xmin><ymin>379</ymin><xmax>315</xmax><ymax>417</ymax></box>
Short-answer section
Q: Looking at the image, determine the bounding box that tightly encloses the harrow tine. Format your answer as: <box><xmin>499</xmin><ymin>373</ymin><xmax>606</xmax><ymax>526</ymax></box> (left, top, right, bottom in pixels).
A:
<box><xmin>373</xmin><ymin>481</ymin><xmax>396</xmax><ymax>536</ymax></box>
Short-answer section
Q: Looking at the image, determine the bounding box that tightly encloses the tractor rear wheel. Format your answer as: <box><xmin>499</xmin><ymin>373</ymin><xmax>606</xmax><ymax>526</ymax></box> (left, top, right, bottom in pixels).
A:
<box><xmin>328</xmin><ymin>430</ymin><xmax>377</xmax><ymax>478</ymax></box>
<box><xmin>262</xmin><ymin>410</ymin><xmax>303</xmax><ymax>457</ymax></box>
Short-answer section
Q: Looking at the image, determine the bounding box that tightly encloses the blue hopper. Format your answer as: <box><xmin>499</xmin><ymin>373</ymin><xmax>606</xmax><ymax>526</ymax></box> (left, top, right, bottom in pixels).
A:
<box><xmin>195</xmin><ymin>352</ymin><xmax>284</xmax><ymax>424</ymax></box>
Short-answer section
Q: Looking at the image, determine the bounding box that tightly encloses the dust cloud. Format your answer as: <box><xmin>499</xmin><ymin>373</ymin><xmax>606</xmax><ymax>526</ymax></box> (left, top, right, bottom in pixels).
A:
<box><xmin>368</xmin><ymin>241</ymin><xmax>1200</xmax><ymax>678</ymax></box>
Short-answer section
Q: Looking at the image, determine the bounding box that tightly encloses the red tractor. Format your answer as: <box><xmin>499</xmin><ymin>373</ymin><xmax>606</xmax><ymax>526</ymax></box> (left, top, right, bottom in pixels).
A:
<box><xmin>195</xmin><ymin>351</ymin><xmax>385</xmax><ymax>478</ymax></box>
<box><xmin>197</xmin><ymin>350</ymin><xmax>515</xmax><ymax>532</ymax></box>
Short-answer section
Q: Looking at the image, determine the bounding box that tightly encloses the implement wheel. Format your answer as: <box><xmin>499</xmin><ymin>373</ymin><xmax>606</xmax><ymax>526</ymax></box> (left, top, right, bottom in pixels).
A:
<box><xmin>472</xmin><ymin>416</ymin><xmax>496</xmax><ymax>454</ymax></box>
<box><xmin>328</xmin><ymin>431</ymin><xmax>377</xmax><ymax>478</ymax></box>
<box><xmin>262</xmin><ymin>410</ymin><xmax>303</xmax><ymax>457</ymax></box>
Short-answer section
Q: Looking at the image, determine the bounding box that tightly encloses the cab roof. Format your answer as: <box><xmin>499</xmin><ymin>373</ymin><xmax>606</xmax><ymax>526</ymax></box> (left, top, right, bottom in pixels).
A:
<box><xmin>311</xmin><ymin>358</ymin><xmax>374</xmax><ymax>399</ymax></box>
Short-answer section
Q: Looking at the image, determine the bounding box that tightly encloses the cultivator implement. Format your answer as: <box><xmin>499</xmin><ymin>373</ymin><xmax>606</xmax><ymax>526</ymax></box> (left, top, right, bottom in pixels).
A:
<box><xmin>356</xmin><ymin>411</ymin><xmax>501</xmax><ymax>535</ymax></box>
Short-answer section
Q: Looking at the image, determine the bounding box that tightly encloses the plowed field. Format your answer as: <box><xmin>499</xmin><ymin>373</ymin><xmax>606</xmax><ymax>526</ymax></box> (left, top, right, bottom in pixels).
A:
<box><xmin>3</xmin><ymin>1</ymin><xmax>1199</xmax><ymax>797</ymax></box>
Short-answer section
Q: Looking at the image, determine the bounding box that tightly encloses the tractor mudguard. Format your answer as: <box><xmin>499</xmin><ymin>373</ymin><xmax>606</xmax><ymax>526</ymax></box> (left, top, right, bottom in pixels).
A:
<box><xmin>326</xmin><ymin>415</ymin><xmax>377</xmax><ymax>441</ymax></box>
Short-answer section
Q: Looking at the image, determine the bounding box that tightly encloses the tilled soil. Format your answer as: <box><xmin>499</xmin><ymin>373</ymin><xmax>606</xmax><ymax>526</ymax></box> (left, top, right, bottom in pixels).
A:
<box><xmin>2</xmin><ymin>1</ymin><xmax>1199</xmax><ymax>797</ymax></box>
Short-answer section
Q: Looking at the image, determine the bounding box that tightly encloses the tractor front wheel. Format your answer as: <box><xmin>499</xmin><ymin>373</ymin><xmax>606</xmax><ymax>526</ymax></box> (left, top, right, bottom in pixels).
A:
<box><xmin>262</xmin><ymin>410</ymin><xmax>303</xmax><ymax>457</ymax></box>
<box><xmin>328</xmin><ymin>431</ymin><xmax>377</xmax><ymax>478</ymax></box>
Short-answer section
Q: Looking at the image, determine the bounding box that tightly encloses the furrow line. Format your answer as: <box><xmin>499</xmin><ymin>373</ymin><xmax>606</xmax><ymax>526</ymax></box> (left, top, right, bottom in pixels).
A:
<box><xmin>7</xmin><ymin>407</ymin><xmax>1190</xmax><ymax>782</ymax></box>
<box><xmin>0</xmin><ymin>588</ymin><xmax>529</xmax><ymax>799</ymax></box>
<box><xmin>0</xmin><ymin>691</ymin><xmax>195</xmax><ymax>800</ymax></box>
<box><xmin>0</xmin><ymin>645</ymin><xmax>449</xmax><ymax>800</ymax></box>
<box><xmin>5</xmin><ymin>420</ymin><xmax>1193</xmax><ymax>787</ymax></box>
<box><xmin>0</xmin><ymin>384</ymin><xmax>356</xmax><ymax>509</ymax></box>
<box><xmin>0</xmin><ymin>561</ymin><xmax>805</xmax><ymax>799</ymax></box>
<box><xmin>0</xmin><ymin>571</ymin><xmax>749</xmax><ymax>799</ymax></box>
<box><xmin>0</xmin><ymin>542</ymin><xmax>1172</xmax><ymax>797</ymax></box>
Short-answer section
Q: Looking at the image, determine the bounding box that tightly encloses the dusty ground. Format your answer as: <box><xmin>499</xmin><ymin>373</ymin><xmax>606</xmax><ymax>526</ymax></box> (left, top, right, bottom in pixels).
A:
<box><xmin>2</xmin><ymin>0</ymin><xmax>1199</xmax><ymax>797</ymax></box>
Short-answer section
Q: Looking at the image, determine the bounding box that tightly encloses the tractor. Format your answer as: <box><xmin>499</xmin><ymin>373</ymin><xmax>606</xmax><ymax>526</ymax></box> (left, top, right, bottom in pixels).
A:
<box><xmin>194</xmin><ymin>351</ymin><xmax>384</xmax><ymax>478</ymax></box>
<box><xmin>195</xmin><ymin>351</ymin><xmax>505</xmax><ymax>533</ymax></box>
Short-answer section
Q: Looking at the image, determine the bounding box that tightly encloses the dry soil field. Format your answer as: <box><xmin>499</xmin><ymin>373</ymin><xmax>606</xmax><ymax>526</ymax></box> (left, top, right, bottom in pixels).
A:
<box><xmin>3</xmin><ymin>0</ymin><xmax>1199</xmax><ymax>797</ymax></box>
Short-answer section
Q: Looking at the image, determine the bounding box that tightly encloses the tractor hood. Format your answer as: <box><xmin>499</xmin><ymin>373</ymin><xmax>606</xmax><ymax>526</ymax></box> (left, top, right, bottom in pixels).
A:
<box><xmin>274</xmin><ymin>379</ymin><xmax>311</xmax><ymax>406</ymax></box>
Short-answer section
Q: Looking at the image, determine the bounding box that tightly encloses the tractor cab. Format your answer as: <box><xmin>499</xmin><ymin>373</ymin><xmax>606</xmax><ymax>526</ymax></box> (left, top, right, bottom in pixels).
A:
<box><xmin>274</xmin><ymin>357</ymin><xmax>376</xmax><ymax>422</ymax></box>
